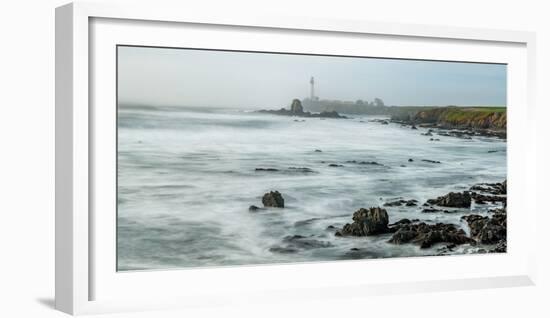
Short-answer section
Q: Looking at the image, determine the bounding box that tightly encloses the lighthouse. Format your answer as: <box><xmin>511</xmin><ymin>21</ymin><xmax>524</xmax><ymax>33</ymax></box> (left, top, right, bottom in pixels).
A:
<box><xmin>310</xmin><ymin>76</ymin><xmax>315</xmax><ymax>101</ymax></box>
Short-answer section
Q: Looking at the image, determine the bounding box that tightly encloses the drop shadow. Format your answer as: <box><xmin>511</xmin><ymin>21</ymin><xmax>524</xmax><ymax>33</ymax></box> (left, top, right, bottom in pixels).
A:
<box><xmin>36</xmin><ymin>297</ymin><xmax>55</xmax><ymax>309</ymax></box>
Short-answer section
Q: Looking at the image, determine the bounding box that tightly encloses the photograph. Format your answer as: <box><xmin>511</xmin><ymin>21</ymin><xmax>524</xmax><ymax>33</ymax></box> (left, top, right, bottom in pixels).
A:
<box><xmin>116</xmin><ymin>45</ymin><xmax>507</xmax><ymax>271</ymax></box>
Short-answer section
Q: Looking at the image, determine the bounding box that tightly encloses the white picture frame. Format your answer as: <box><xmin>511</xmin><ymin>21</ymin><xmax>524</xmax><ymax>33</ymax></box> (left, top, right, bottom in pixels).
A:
<box><xmin>56</xmin><ymin>2</ymin><xmax>538</xmax><ymax>315</ymax></box>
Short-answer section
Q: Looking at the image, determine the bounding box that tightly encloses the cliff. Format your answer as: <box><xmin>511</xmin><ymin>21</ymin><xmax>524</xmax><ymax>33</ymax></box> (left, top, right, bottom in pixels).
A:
<box><xmin>412</xmin><ymin>107</ymin><xmax>506</xmax><ymax>130</ymax></box>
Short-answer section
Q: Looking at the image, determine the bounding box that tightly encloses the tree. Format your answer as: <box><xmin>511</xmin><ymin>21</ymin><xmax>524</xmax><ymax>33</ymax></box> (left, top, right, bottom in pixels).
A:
<box><xmin>373</xmin><ymin>98</ymin><xmax>385</xmax><ymax>107</ymax></box>
<box><xmin>355</xmin><ymin>99</ymin><xmax>364</xmax><ymax>105</ymax></box>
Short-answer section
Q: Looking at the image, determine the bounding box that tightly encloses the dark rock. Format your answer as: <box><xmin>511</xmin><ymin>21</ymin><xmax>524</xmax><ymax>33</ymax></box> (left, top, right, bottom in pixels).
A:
<box><xmin>288</xmin><ymin>167</ymin><xmax>315</xmax><ymax>173</ymax></box>
<box><xmin>347</xmin><ymin>160</ymin><xmax>382</xmax><ymax>166</ymax></box>
<box><xmin>383</xmin><ymin>199</ymin><xmax>418</xmax><ymax>207</ymax></box>
<box><xmin>314</xmin><ymin>149</ymin><xmax>323</xmax><ymax>152</ymax></box>
<box><xmin>282</xmin><ymin>235</ymin><xmax>332</xmax><ymax>248</ymax></box>
<box><xmin>490</xmin><ymin>240</ymin><xmax>507</xmax><ymax>253</ymax></box>
<box><xmin>411</xmin><ymin>125</ymin><xmax>418</xmax><ymax>130</ymax></box>
<box><xmin>248</xmin><ymin>205</ymin><xmax>263</xmax><ymax>212</ymax></box>
<box><xmin>269</xmin><ymin>246</ymin><xmax>298</xmax><ymax>254</ymax></box>
<box><xmin>388</xmin><ymin>218</ymin><xmax>413</xmax><ymax>227</ymax></box>
<box><xmin>328</xmin><ymin>164</ymin><xmax>344</xmax><ymax>167</ymax></box>
<box><xmin>294</xmin><ymin>218</ymin><xmax>321</xmax><ymax>227</ymax></box>
<box><xmin>408</xmin><ymin>158</ymin><xmax>414</xmax><ymax>162</ymax></box>
<box><xmin>290</xmin><ymin>99</ymin><xmax>304</xmax><ymax>114</ymax></box>
<box><xmin>270</xmin><ymin>235</ymin><xmax>332</xmax><ymax>254</ymax></box>
<box><xmin>426</xmin><ymin>191</ymin><xmax>471</xmax><ymax>208</ymax></box>
<box><xmin>384</xmin><ymin>200</ymin><xmax>403</xmax><ymax>207</ymax></box>
<box><xmin>255</xmin><ymin>168</ymin><xmax>279</xmax><ymax>172</ymax></box>
<box><xmin>326</xmin><ymin>225</ymin><xmax>336</xmax><ymax>230</ymax></box>
<box><xmin>359</xmin><ymin>161</ymin><xmax>383</xmax><ymax>166</ymax></box>
<box><xmin>388</xmin><ymin>222</ymin><xmax>474</xmax><ymax>248</ymax></box>
<box><xmin>470</xmin><ymin>192</ymin><xmax>506</xmax><ymax>204</ymax></box>
<box><xmin>336</xmin><ymin>207</ymin><xmax>390</xmax><ymax>237</ymax></box>
<box><xmin>319</xmin><ymin>110</ymin><xmax>345</xmax><ymax>118</ymax></box>
<box><xmin>262</xmin><ymin>191</ymin><xmax>284</xmax><ymax>208</ymax></box>
<box><xmin>422</xmin><ymin>208</ymin><xmax>441</xmax><ymax>213</ymax></box>
<box><xmin>470</xmin><ymin>180</ymin><xmax>506</xmax><ymax>195</ymax></box>
<box><xmin>421</xmin><ymin>207</ymin><xmax>456</xmax><ymax>213</ymax></box>
<box><xmin>421</xmin><ymin>159</ymin><xmax>441</xmax><ymax>164</ymax></box>
<box><xmin>462</xmin><ymin>211</ymin><xmax>506</xmax><ymax>244</ymax></box>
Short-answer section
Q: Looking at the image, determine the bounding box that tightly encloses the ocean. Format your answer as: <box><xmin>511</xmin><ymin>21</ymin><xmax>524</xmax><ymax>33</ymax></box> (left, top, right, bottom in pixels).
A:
<box><xmin>117</xmin><ymin>105</ymin><xmax>506</xmax><ymax>271</ymax></box>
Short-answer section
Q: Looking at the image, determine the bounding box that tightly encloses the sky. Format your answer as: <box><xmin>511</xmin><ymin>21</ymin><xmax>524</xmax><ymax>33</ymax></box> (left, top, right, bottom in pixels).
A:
<box><xmin>117</xmin><ymin>46</ymin><xmax>507</xmax><ymax>109</ymax></box>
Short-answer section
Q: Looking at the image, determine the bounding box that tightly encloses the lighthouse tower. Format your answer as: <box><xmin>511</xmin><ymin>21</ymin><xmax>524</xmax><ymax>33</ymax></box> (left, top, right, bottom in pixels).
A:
<box><xmin>310</xmin><ymin>76</ymin><xmax>315</xmax><ymax>101</ymax></box>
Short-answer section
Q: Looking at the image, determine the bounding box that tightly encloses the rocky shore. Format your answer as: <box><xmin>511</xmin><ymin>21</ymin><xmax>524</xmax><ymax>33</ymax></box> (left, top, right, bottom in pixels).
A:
<box><xmin>249</xmin><ymin>179</ymin><xmax>507</xmax><ymax>257</ymax></box>
<box><xmin>248</xmin><ymin>103</ymin><xmax>507</xmax><ymax>258</ymax></box>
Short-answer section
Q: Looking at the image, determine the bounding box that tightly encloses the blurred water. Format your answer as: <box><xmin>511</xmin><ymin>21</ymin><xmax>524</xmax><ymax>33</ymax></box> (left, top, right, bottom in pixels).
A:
<box><xmin>117</xmin><ymin>105</ymin><xmax>506</xmax><ymax>271</ymax></box>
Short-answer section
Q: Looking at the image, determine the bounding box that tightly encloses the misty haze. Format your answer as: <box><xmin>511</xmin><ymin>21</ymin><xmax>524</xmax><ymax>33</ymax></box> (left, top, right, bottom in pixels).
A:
<box><xmin>117</xmin><ymin>46</ymin><xmax>507</xmax><ymax>271</ymax></box>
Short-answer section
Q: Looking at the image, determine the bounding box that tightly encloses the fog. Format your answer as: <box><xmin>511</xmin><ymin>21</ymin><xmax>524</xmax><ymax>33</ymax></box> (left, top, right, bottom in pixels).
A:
<box><xmin>117</xmin><ymin>46</ymin><xmax>506</xmax><ymax>109</ymax></box>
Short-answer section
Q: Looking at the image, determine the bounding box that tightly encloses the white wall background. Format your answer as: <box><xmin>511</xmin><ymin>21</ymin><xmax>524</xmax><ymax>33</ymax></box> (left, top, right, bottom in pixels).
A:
<box><xmin>0</xmin><ymin>0</ymin><xmax>548</xmax><ymax>317</ymax></box>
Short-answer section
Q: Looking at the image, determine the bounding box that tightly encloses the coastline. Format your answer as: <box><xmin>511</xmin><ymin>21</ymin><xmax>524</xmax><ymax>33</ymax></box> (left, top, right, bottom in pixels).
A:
<box><xmin>118</xmin><ymin>104</ymin><xmax>507</xmax><ymax>269</ymax></box>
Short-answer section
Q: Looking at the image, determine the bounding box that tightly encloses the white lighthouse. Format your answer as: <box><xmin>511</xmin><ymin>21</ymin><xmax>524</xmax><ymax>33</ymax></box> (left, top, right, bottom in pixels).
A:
<box><xmin>310</xmin><ymin>76</ymin><xmax>315</xmax><ymax>101</ymax></box>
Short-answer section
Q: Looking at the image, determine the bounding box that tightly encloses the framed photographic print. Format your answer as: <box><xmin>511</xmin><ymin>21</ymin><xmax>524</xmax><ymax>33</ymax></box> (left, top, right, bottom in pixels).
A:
<box><xmin>56</xmin><ymin>2</ymin><xmax>537</xmax><ymax>315</ymax></box>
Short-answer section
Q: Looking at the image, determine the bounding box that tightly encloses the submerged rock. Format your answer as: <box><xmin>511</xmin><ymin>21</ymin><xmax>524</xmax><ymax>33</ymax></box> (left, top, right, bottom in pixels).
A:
<box><xmin>269</xmin><ymin>235</ymin><xmax>332</xmax><ymax>254</ymax></box>
<box><xmin>383</xmin><ymin>199</ymin><xmax>418</xmax><ymax>207</ymax></box>
<box><xmin>287</xmin><ymin>167</ymin><xmax>315</xmax><ymax>173</ymax></box>
<box><xmin>262</xmin><ymin>191</ymin><xmax>285</xmax><ymax>208</ymax></box>
<box><xmin>421</xmin><ymin>159</ymin><xmax>441</xmax><ymax>164</ymax></box>
<box><xmin>248</xmin><ymin>205</ymin><xmax>263</xmax><ymax>212</ymax></box>
<box><xmin>255</xmin><ymin>168</ymin><xmax>279</xmax><ymax>172</ymax></box>
<box><xmin>346</xmin><ymin>160</ymin><xmax>383</xmax><ymax>166</ymax></box>
<box><xmin>336</xmin><ymin>207</ymin><xmax>390</xmax><ymax>237</ymax></box>
<box><xmin>421</xmin><ymin>207</ymin><xmax>457</xmax><ymax>213</ymax></box>
<box><xmin>426</xmin><ymin>191</ymin><xmax>471</xmax><ymax>208</ymax></box>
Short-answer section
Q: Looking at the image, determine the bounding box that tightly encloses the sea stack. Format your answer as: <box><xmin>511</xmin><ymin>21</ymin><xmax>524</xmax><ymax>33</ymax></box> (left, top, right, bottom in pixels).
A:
<box><xmin>290</xmin><ymin>99</ymin><xmax>304</xmax><ymax>114</ymax></box>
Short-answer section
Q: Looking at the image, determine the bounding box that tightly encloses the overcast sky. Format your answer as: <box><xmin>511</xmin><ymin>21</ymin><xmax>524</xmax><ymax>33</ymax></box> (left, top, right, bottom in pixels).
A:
<box><xmin>117</xmin><ymin>46</ymin><xmax>506</xmax><ymax>109</ymax></box>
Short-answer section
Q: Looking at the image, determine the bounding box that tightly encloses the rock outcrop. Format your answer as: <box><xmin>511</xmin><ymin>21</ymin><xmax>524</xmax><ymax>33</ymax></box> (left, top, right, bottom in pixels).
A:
<box><xmin>262</xmin><ymin>191</ymin><xmax>285</xmax><ymax>208</ymax></box>
<box><xmin>290</xmin><ymin>99</ymin><xmax>304</xmax><ymax>114</ymax></box>
<box><xmin>336</xmin><ymin>207</ymin><xmax>389</xmax><ymax>236</ymax></box>
<box><xmin>388</xmin><ymin>222</ymin><xmax>473</xmax><ymax>248</ymax></box>
<box><xmin>462</xmin><ymin>211</ymin><xmax>506</xmax><ymax>244</ymax></box>
<box><xmin>426</xmin><ymin>191</ymin><xmax>471</xmax><ymax>208</ymax></box>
